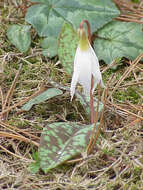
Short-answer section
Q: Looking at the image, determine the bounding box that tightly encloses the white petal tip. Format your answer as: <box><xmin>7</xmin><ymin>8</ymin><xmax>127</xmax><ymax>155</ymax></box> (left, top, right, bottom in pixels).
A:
<box><xmin>100</xmin><ymin>80</ymin><xmax>105</xmax><ymax>88</ymax></box>
<box><xmin>70</xmin><ymin>90</ymin><xmax>74</xmax><ymax>101</ymax></box>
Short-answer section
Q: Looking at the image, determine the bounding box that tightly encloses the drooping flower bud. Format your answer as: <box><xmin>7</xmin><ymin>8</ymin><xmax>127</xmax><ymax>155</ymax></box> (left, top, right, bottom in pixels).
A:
<box><xmin>70</xmin><ymin>25</ymin><xmax>104</xmax><ymax>100</ymax></box>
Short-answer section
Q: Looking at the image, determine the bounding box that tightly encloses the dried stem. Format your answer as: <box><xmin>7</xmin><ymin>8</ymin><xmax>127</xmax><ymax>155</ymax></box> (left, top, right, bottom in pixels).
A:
<box><xmin>87</xmin><ymin>87</ymin><xmax>108</xmax><ymax>154</ymax></box>
<box><xmin>116</xmin><ymin>17</ymin><xmax>143</xmax><ymax>24</ymax></box>
<box><xmin>108</xmin><ymin>53</ymin><xmax>143</xmax><ymax>99</ymax></box>
<box><xmin>0</xmin><ymin>86</ymin><xmax>4</xmax><ymax>107</ymax></box>
<box><xmin>113</xmin><ymin>0</ymin><xmax>143</xmax><ymax>24</ymax></box>
<box><xmin>90</xmin><ymin>76</ymin><xmax>95</xmax><ymax>123</ymax></box>
<box><xmin>0</xmin><ymin>144</ymin><xmax>35</xmax><ymax>161</ymax></box>
<box><xmin>0</xmin><ymin>131</ymin><xmax>39</xmax><ymax>146</ymax></box>
<box><xmin>3</xmin><ymin>64</ymin><xmax>22</xmax><ymax>110</ymax></box>
<box><xmin>107</xmin><ymin>101</ymin><xmax>143</xmax><ymax>121</ymax></box>
<box><xmin>0</xmin><ymin>88</ymin><xmax>45</xmax><ymax>117</ymax></box>
<box><xmin>86</xmin><ymin>85</ymin><xmax>101</xmax><ymax>154</ymax></box>
<box><xmin>1</xmin><ymin>63</ymin><xmax>22</xmax><ymax>120</ymax></box>
<box><xmin>0</xmin><ymin>120</ymin><xmax>40</xmax><ymax>140</ymax></box>
<box><xmin>86</xmin><ymin>74</ymin><xmax>114</xmax><ymax>155</ymax></box>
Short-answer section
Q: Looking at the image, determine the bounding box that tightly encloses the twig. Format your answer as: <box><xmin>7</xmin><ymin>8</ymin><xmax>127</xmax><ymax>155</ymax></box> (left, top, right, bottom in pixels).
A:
<box><xmin>101</xmin><ymin>61</ymin><xmax>117</xmax><ymax>73</ymax></box>
<box><xmin>0</xmin><ymin>86</ymin><xmax>4</xmax><ymax>107</ymax></box>
<box><xmin>0</xmin><ymin>88</ymin><xmax>45</xmax><ymax>117</ymax></box>
<box><xmin>126</xmin><ymin>118</ymin><xmax>141</xmax><ymax>128</ymax></box>
<box><xmin>2</xmin><ymin>64</ymin><xmax>22</xmax><ymax>120</ymax></box>
<box><xmin>108</xmin><ymin>53</ymin><xmax>143</xmax><ymax>99</ymax></box>
<box><xmin>66</xmin><ymin>157</ymin><xmax>84</xmax><ymax>164</ymax></box>
<box><xmin>0</xmin><ymin>121</ymin><xmax>40</xmax><ymax>140</ymax></box>
<box><xmin>114</xmin><ymin>0</ymin><xmax>143</xmax><ymax>15</ymax></box>
<box><xmin>132</xmin><ymin>70</ymin><xmax>138</xmax><ymax>82</ymax></box>
<box><xmin>120</xmin><ymin>14</ymin><xmax>143</xmax><ymax>19</ymax></box>
<box><xmin>3</xmin><ymin>64</ymin><xmax>22</xmax><ymax>109</ymax></box>
<box><xmin>107</xmin><ymin>101</ymin><xmax>143</xmax><ymax>121</ymax></box>
<box><xmin>0</xmin><ymin>131</ymin><xmax>39</xmax><ymax>146</ymax></box>
<box><xmin>125</xmin><ymin>102</ymin><xmax>143</xmax><ymax>112</ymax></box>
<box><xmin>0</xmin><ymin>144</ymin><xmax>34</xmax><ymax>162</ymax></box>
<box><xmin>116</xmin><ymin>17</ymin><xmax>143</xmax><ymax>24</ymax></box>
<box><xmin>116</xmin><ymin>81</ymin><xmax>143</xmax><ymax>88</ymax></box>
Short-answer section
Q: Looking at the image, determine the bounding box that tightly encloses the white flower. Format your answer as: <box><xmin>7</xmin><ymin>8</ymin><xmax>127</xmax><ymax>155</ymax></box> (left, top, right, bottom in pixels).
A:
<box><xmin>70</xmin><ymin>28</ymin><xmax>104</xmax><ymax>100</ymax></box>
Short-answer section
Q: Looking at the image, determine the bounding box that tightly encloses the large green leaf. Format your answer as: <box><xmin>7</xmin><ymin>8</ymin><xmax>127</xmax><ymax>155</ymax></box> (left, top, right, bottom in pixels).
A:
<box><xmin>94</xmin><ymin>21</ymin><xmax>143</xmax><ymax>64</ymax></box>
<box><xmin>21</xmin><ymin>88</ymin><xmax>63</xmax><ymax>111</ymax></box>
<box><xmin>7</xmin><ymin>25</ymin><xmax>31</xmax><ymax>53</ymax></box>
<box><xmin>26</xmin><ymin>0</ymin><xmax>119</xmax><ymax>35</ymax></box>
<box><xmin>67</xmin><ymin>0</ymin><xmax>120</xmax><ymax>33</ymax></box>
<box><xmin>25</xmin><ymin>0</ymin><xmax>119</xmax><ymax>57</ymax></box>
<box><xmin>25</xmin><ymin>0</ymin><xmax>78</xmax><ymax>37</ymax></box>
<box><xmin>41</xmin><ymin>37</ymin><xmax>57</xmax><ymax>57</ymax></box>
<box><xmin>39</xmin><ymin>16</ymin><xmax>63</xmax><ymax>57</ymax></box>
<box><xmin>58</xmin><ymin>23</ymin><xmax>78</xmax><ymax>75</ymax></box>
<box><xmin>39</xmin><ymin>122</ymin><xmax>100</xmax><ymax>173</ymax></box>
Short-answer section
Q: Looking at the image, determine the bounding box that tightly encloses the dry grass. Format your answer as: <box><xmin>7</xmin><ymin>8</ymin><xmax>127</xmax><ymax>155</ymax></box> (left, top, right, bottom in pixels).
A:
<box><xmin>0</xmin><ymin>0</ymin><xmax>143</xmax><ymax>189</ymax></box>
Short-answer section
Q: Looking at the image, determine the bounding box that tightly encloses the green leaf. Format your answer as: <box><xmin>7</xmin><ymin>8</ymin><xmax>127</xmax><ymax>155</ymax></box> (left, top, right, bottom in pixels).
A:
<box><xmin>21</xmin><ymin>88</ymin><xmax>63</xmax><ymax>111</ymax></box>
<box><xmin>29</xmin><ymin>151</ymin><xmax>40</xmax><ymax>174</ymax></box>
<box><xmin>39</xmin><ymin>122</ymin><xmax>101</xmax><ymax>173</ymax></box>
<box><xmin>27</xmin><ymin>12</ymin><xmax>64</xmax><ymax>38</ymax></box>
<box><xmin>41</xmin><ymin>37</ymin><xmax>57</xmax><ymax>57</ymax></box>
<box><xmin>76</xmin><ymin>93</ymin><xmax>103</xmax><ymax>117</ymax></box>
<box><xmin>58</xmin><ymin>23</ymin><xmax>78</xmax><ymax>75</ymax></box>
<box><xmin>29</xmin><ymin>162</ymin><xmax>40</xmax><ymax>174</ymax></box>
<box><xmin>26</xmin><ymin>10</ymin><xmax>64</xmax><ymax>57</ymax></box>
<box><xmin>7</xmin><ymin>25</ymin><xmax>31</xmax><ymax>53</ymax></box>
<box><xmin>94</xmin><ymin>21</ymin><xmax>143</xmax><ymax>64</ymax></box>
<box><xmin>67</xmin><ymin>0</ymin><xmax>120</xmax><ymax>33</ymax></box>
<box><xmin>25</xmin><ymin>1</ymin><xmax>76</xmax><ymax>37</ymax></box>
<box><xmin>25</xmin><ymin>0</ymin><xmax>119</xmax><ymax>57</ymax></box>
<box><xmin>132</xmin><ymin>0</ymin><xmax>140</xmax><ymax>3</ymax></box>
<box><xmin>26</xmin><ymin>0</ymin><xmax>119</xmax><ymax>35</ymax></box>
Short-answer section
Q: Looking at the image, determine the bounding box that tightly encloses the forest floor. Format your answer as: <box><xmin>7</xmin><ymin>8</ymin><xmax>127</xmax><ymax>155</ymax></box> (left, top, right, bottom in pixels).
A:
<box><xmin>0</xmin><ymin>0</ymin><xmax>143</xmax><ymax>189</ymax></box>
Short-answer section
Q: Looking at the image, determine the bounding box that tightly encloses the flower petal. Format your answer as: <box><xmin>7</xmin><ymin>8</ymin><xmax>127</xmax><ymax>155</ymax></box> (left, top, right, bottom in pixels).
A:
<box><xmin>70</xmin><ymin>71</ymin><xmax>79</xmax><ymax>101</ymax></box>
<box><xmin>75</xmin><ymin>46</ymin><xmax>92</xmax><ymax>95</ymax></box>
<box><xmin>70</xmin><ymin>43</ymin><xmax>105</xmax><ymax>100</ymax></box>
<box><xmin>89</xmin><ymin>44</ymin><xmax>105</xmax><ymax>91</ymax></box>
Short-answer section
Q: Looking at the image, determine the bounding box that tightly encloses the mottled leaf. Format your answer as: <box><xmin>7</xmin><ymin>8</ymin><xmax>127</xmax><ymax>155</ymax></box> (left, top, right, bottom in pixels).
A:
<box><xmin>76</xmin><ymin>93</ymin><xmax>103</xmax><ymax>117</ymax></box>
<box><xmin>7</xmin><ymin>25</ymin><xmax>31</xmax><ymax>53</ymax></box>
<box><xmin>58</xmin><ymin>23</ymin><xmax>78</xmax><ymax>75</ymax></box>
<box><xmin>22</xmin><ymin>88</ymin><xmax>63</xmax><ymax>111</ymax></box>
<box><xmin>39</xmin><ymin>122</ymin><xmax>100</xmax><ymax>173</ymax></box>
<box><xmin>94</xmin><ymin>21</ymin><xmax>143</xmax><ymax>64</ymax></box>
